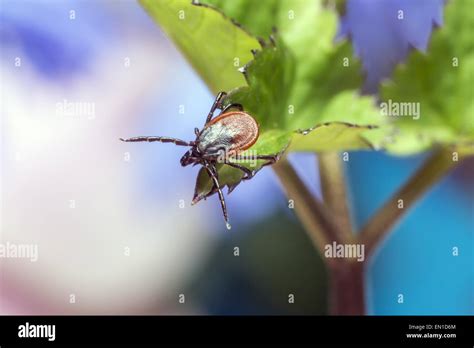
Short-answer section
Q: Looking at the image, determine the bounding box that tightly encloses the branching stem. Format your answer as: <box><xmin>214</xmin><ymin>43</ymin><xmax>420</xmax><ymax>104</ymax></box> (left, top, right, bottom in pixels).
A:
<box><xmin>274</xmin><ymin>149</ymin><xmax>461</xmax><ymax>315</ymax></box>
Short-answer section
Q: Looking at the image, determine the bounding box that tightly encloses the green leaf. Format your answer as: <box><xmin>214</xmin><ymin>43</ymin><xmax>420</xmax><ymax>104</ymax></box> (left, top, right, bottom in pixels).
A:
<box><xmin>290</xmin><ymin>122</ymin><xmax>375</xmax><ymax>152</ymax></box>
<box><xmin>139</xmin><ymin>0</ymin><xmax>260</xmax><ymax>93</ymax></box>
<box><xmin>381</xmin><ymin>0</ymin><xmax>474</xmax><ymax>156</ymax></box>
<box><xmin>224</xmin><ymin>38</ymin><xmax>296</xmax><ymax>132</ymax></box>
<box><xmin>201</xmin><ymin>0</ymin><xmax>278</xmax><ymax>38</ymax></box>
<box><xmin>210</xmin><ymin>0</ymin><xmax>387</xmax><ymax>142</ymax></box>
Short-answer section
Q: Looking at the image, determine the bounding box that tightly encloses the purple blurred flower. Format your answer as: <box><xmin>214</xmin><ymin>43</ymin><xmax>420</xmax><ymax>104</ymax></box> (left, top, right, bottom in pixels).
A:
<box><xmin>337</xmin><ymin>0</ymin><xmax>446</xmax><ymax>93</ymax></box>
<box><xmin>0</xmin><ymin>0</ymin><xmax>152</xmax><ymax>80</ymax></box>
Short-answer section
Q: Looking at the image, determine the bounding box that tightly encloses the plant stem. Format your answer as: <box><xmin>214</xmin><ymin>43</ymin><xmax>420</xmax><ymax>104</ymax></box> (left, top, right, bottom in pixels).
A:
<box><xmin>274</xmin><ymin>149</ymin><xmax>460</xmax><ymax>316</ymax></box>
<box><xmin>318</xmin><ymin>152</ymin><xmax>353</xmax><ymax>236</ymax></box>
<box><xmin>273</xmin><ymin>158</ymin><xmax>349</xmax><ymax>256</ymax></box>
<box><xmin>359</xmin><ymin>149</ymin><xmax>460</xmax><ymax>257</ymax></box>
<box><xmin>318</xmin><ymin>152</ymin><xmax>365</xmax><ymax>314</ymax></box>
<box><xmin>328</xmin><ymin>260</ymin><xmax>366</xmax><ymax>315</ymax></box>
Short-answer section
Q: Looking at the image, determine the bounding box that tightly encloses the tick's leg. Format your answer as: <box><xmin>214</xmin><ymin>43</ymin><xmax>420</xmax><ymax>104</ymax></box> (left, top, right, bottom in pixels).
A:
<box><xmin>205</xmin><ymin>91</ymin><xmax>227</xmax><ymax>124</ymax></box>
<box><xmin>204</xmin><ymin>162</ymin><xmax>231</xmax><ymax>230</ymax></box>
<box><xmin>255</xmin><ymin>154</ymin><xmax>280</xmax><ymax>169</ymax></box>
<box><xmin>210</xmin><ymin>162</ymin><xmax>220</xmax><ymax>180</ymax></box>
<box><xmin>256</xmin><ymin>154</ymin><xmax>280</xmax><ymax>165</ymax></box>
<box><xmin>220</xmin><ymin>103</ymin><xmax>244</xmax><ymax>114</ymax></box>
<box><xmin>119</xmin><ymin>136</ymin><xmax>191</xmax><ymax>146</ymax></box>
<box><xmin>224</xmin><ymin>161</ymin><xmax>254</xmax><ymax>180</ymax></box>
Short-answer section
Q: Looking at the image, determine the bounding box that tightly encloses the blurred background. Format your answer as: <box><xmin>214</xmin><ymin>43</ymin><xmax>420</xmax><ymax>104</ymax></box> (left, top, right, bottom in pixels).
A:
<box><xmin>0</xmin><ymin>0</ymin><xmax>472</xmax><ymax>315</ymax></box>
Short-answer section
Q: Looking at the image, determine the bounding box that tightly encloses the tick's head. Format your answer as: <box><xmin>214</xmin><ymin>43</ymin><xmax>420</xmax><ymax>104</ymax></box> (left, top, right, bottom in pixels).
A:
<box><xmin>180</xmin><ymin>148</ymin><xmax>200</xmax><ymax>167</ymax></box>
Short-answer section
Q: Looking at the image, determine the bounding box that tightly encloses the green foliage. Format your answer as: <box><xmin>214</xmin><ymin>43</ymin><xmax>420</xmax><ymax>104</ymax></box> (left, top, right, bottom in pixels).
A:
<box><xmin>207</xmin><ymin>0</ymin><xmax>382</xmax><ymax>130</ymax></box>
<box><xmin>381</xmin><ymin>0</ymin><xmax>474</xmax><ymax>155</ymax></box>
<box><xmin>139</xmin><ymin>0</ymin><xmax>399</xmax><ymax>198</ymax></box>
<box><xmin>139</xmin><ymin>0</ymin><xmax>260</xmax><ymax>93</ymax></box>
<box><xmin>290</xmin><ymin>122</ymin><xmax>375</xmax><ymax>152</ymax></box>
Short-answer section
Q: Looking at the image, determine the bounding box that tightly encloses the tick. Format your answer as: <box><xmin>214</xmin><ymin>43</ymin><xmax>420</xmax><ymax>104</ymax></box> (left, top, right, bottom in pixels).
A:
<box><xmin>120</xmin><ymin>92</ymin><xmax>281</xmax><ymax>230</ymax></box>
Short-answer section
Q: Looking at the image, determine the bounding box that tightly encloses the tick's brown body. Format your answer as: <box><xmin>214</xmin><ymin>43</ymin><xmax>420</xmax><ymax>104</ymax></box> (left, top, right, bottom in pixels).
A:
<box><xmin>198</xmin><ymin>111</ymin><xmax>259</xmax><ymax>158</ymax></box>
<box><xmin>120</xmin><ymin>92</ymin><xmax>280</xmax><ymax>230</ymax></box>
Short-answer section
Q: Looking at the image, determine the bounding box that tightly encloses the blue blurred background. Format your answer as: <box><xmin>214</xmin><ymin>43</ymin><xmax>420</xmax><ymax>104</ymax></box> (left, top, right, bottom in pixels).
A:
<box><xmin>0</xmin><ymin>0</ymin><xmax>472</xmax><ymax>315</ymax></box>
